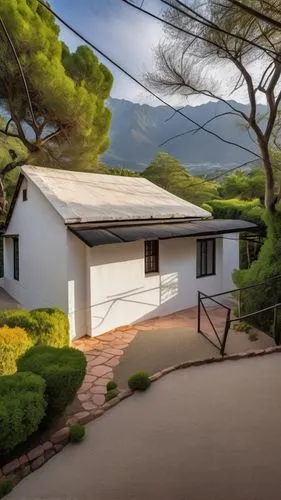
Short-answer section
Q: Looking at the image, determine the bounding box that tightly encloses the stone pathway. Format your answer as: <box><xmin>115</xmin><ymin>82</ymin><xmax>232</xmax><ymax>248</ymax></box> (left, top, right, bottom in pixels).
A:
<box><xmin>72</xmin><ymin>307</ymin><xmax>221</xmax><ymax>414</ymax></box>
<box><xmin>72</xmin><ymin>305</ymin><xmax>274</xmax><ymax>420</ymax></box>
<box><xmin>73</xmin><ymin>326</ymin><xmax>139</xmax><ymax>413</ymax></box>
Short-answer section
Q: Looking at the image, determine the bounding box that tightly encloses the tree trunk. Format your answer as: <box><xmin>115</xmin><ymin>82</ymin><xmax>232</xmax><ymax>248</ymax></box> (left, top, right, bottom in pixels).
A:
<box><xmin>259</xmin><ymin>140</ymin><xmax>276</xmax><ymax>212</ymax></box>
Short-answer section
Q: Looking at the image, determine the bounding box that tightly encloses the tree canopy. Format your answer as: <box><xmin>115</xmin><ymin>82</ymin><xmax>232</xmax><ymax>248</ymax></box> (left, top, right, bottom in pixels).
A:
<box><xmin>142</xmin><ymin>152</ymin><xmax>218</xmax><ymax>206</ymax></box>
<box><xmin>219</xmin><ymin>169</ymin><xmax>265</xmax><ymax>202</ymax></box>
<box><xmin>0</xmin><ymin>0</ymin><xmax>113</xmax><ymax>173</ymax></box>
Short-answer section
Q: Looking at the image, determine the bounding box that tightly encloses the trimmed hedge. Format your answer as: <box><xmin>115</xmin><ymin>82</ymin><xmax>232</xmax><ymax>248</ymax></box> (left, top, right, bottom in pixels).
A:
<box><xmin>17</xmin><ymin>346</ymin><xmax>87</xmax><ymax>421</ymax></box>
<box><xmin>208</xmin><ymin>198</ymin><xmax>265</xmax><ymax>231</ymax></box>
<box><xmin>0</xmin><ymin>326</ymin><xmax>33</xmax><ymax>375</ymax></box>
<box><xmin>31</xmin><ymin>308</ymin><xmax>69</xmax><ymax>347</ymax></box>
<box><xmin>0</xmin><ymin>372</ymin><xmax>46</xmax><ymax>453</ymax></box>
<box><xmin>0</xmin><ymin>307</ymin><xmax>69</xmax><ymax>347</ymax></box>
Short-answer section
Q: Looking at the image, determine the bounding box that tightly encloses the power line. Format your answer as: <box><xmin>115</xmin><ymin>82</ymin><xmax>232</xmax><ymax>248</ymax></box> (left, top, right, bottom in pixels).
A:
<box><xmin>123</xmin><ymin>0</ymin><xmax>278</xmax><ymax>59</ymax></box>
<box><xmin>37</xmin><ymin>0</ymin><xmax>259</xmax><ymax>160</ymax></box>
<box><xmin>0</xmin><ymin>17</ymin><xmax>37</xmax><ymax>128</ymax></box>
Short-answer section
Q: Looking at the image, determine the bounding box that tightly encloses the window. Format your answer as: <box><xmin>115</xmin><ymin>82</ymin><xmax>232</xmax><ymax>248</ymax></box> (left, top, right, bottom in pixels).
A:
<box><xmin>22</xmin><ymin>188</ymin><xmax>27</xmax><ymax>201</ymax></box>
<box><xmin>145</xmin><ymin>240</ymin><xmax>159</xmax><ymax>274</ymax></box>
<box><xmin>13</xmin><ymin>237</ymin><xmax>19</xmax><ymax>281</ymax></box>
<box><xmin>197</xmin><ymin>238</ymin><xmax>216</xmax><ymax>278</ymax></box>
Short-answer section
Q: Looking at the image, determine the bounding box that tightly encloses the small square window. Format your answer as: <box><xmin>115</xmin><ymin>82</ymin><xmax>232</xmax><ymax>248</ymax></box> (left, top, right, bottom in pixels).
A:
<box><xmin>145</xmin><ymin>240</ymin><xmax>159</xmax><ymax>274</ymax></box>
<box><xmin>13</xmin><ymin>237</ymin><xmax>19</xmax><ymax>281</ymax></box>
<box><xmin>197</xmin><ymin>239</ymin><xmax>216</xmax><ymax>278</ymax></box>
<box><xmin>22</xmin><ymin>189</ymin><xmax>27</xmax><ymax>201</ymax></box>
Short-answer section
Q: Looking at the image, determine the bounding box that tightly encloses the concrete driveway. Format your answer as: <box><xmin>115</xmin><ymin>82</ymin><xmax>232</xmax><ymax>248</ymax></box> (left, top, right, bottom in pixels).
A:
<box><xmin>8</xmin><ymin>353</ymin><xmax>281</xmax><ymax>500</ymax></box>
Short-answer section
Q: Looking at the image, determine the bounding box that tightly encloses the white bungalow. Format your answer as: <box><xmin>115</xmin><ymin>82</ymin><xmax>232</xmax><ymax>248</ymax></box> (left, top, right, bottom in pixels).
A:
<box><xmin>2</xmin><ymin>166</ymin><xmax>255</xmax><ymax>340</ymax></box>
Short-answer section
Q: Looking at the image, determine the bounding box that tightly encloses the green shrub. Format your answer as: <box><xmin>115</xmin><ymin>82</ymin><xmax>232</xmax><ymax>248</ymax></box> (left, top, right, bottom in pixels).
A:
<box><xmin>31</xmin><ymin>308</ymin><xmax>69</xmax><ymax>347</ymax></box>
<box><xmin>105</xmin><ymin>389</ymin><xmax>118</xmax><ymax>401</ymax></box>
<box><xmin>106</xmin><ymin>380</ymin><xmax>117</xmax><ymax>392</ymax></box>
<box><xmin>0</xmin><ymin>477</ymin><xmax>14</xmax><ymax>497</ymax></box>
<box><xmin>0</xmin><ymin>326</ymin><xmax>33</xmax><ymax>375</ymax></box>
<box><xmin>233</xmin><ymin>211</ymin><xmax>281</xmax><ymax>334</ymax></box>
<box><xmin>69</xmin><ymin>424</ymin><xmax>85</xmax><ymax>443</ymax></box>
<box><xmin>0</xmin><ymin>372</ymin><xmax>46</xmax><ymax>452</ymax></box>
<box><xmin>17</xmin><ymin>346</ymin><xmax>87</xmax><ymax>421</ymax></box>
<box><xmin>128</xmin><ymin>372</ymin><xmax>151</xmax><ymax>391</ymax></box>
<box><xmin>0</xmin><ymin>308</ymin><xmax>69</xmax><ymax>347</ymax></box>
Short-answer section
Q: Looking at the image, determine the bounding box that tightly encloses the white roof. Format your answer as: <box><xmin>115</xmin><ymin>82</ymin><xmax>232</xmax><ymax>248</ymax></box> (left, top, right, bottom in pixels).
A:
<box><xmin>21</xmin><ymin>165</ymin><xmax>211</xmax><ymax>223</ymax></box>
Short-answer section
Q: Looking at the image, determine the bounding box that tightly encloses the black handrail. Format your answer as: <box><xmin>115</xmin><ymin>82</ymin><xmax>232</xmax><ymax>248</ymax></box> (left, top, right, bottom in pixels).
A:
<box><xmin>198</xmin><ymin>282</ymin><xmax>281</xmax><ymax>355</ymax></box>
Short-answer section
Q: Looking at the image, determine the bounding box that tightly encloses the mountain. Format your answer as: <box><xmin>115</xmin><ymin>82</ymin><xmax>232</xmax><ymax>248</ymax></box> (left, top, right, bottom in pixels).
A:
<box><xmin>102</xmin><ymin>98</ymin><xmax>266</xmax><ymax>174</ymax></box>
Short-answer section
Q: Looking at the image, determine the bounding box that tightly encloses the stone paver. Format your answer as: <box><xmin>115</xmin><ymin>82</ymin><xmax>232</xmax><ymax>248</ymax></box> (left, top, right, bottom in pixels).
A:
<box><xmin>71</xmin><ymin>305</ymin><xmax>275</xmax><ymax>419</ymax></box>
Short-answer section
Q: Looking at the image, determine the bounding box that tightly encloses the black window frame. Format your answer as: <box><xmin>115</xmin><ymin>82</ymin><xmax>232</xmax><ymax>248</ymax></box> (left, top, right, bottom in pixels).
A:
<box><xmin>22</xmin><ymin>188</ymin><xmax>27</xmax><ymax>202</ymax></box>
<box><xmin>145</xmin><ymin>240</ymin><xmax>159</xmax><ymax>275</ymax></box>
<box><xmin>196</xmin><ymin>238</ymin><xmax>216</xmax><ymax>278</ymax></box>
<box><xmin>13</xmin><ymin>237</ymin><xmax>19</xmax><ymax>281</ymax></box>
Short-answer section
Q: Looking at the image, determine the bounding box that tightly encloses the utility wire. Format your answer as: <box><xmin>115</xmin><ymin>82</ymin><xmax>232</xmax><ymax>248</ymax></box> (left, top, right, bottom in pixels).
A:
<box><xmin>123</xmin><ymin>0</ymin><xmax>278</xmax><ymax>59</ymax></box>
<box><xmin>0</xmin><ymin>17</ymin><xmax>37</xmax><ymax>128</ymax></box>
<box><xmin>37</xmin><ymin>0</ymin><xmax>260</xmax><ymax>163</ymax></box>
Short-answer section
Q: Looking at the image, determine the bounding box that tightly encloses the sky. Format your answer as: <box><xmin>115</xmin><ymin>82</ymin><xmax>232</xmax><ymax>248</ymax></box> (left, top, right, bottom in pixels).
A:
<box><xmin>49</xmin><ymin>0</ymin><xmax>261</xmax><ymax>107</ymax></box>
<box><xmin>50</xmin><ymin>0</ymin><xmax>167</xmax><ymax>106</ymax></box>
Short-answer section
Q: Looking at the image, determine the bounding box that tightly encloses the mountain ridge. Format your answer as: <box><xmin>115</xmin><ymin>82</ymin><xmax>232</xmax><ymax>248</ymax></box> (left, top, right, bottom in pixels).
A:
<box><xmin>102</xmin><ymin>97</ymin><xmax>266</xmax><ymax>174</ymax></box>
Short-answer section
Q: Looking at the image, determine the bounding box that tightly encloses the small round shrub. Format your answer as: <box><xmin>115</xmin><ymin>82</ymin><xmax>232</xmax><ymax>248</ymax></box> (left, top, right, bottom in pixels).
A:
<box><xmin>69</xmin><ymin>424</ymin><xmax>85</xmax><ymax>443</ymax></box>
<box><xmin>106</xmin><ymin>380</ymin><xmax>117</xmax><ymax>392</ymax></box>
<box><xmin>17</xmin><ymin>346</ymin><xmax>87</xmax><ymax>422</ymax></box>
<box><xmin>128</xmin><ymin>372</ymin><xmax>151</xmax><ymax>391</ymax></box>
<box><xmin>0</xmin><ymin>372</ymin><xmax>46</xmax><ymax>452</ymax></box>
<box><xmin>105</xmin><ymin>388</ymin><xmax>118</xmax><ymax>401</ymax></box>
<box><xmin>0</xmin><ymin>326</ymin><xmax>33</xmax><ymax>375</ymax></box>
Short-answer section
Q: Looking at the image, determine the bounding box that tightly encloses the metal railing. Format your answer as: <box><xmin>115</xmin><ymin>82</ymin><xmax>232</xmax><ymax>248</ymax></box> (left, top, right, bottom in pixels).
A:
<box><xmin>197</xmin><ymin>274</ymin><xmax>281</xmax><ymax>356</ymax></box>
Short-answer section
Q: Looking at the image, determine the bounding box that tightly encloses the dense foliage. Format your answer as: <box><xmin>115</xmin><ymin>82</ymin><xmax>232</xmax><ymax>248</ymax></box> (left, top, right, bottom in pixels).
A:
<box><xmin>17</xmin><ymin>346</ymin><xmax>87</xmax><ymax>421</ymax></box>
<box><xmin>142</xmin><ymin>152</ymin><xmax>218</xmax><ymax>207</ymax></box>
<box><xmin>0</xmin><ymin>372</ymin><xmax>46</xmax><ymax>452</ymax></box>
<box><xmin>207</xmin><ymin>199</ymin><xmax>265</xmax><ymax>231</ymax></box>
<box><xmin>218</xmin><ymin>169</ymin><xmax>265</xmax><ymax>202</ymax></box>
<box><xmin>0</xmin><ymin>0</ymin><xmax>113</xmax><ymax>188</ymax></box>
<box><xmin>233</xmin><ymin>212</ymin><xmax>281</xmax><ymax>334</ymax></box>
<box><xmin>0</xmin><ymin>326</ymin><xmax>33</xmax><ymax>375</ymax></box>
<box><xmin>0</xmin><ymin>308</ymin><xmax>69</xmax><ymax>347</ymax></box>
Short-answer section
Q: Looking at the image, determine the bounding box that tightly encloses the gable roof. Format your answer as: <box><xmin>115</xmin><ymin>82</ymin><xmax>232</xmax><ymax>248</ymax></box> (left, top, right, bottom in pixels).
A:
<box><xmin>16</xmin><ymin>165</ymin><xmax>211</xmax><ymax>224</ymax></box>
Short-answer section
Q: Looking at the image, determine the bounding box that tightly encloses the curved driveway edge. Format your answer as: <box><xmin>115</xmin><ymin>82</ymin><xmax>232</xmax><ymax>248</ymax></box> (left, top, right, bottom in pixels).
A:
<box><xmin>1</xmin><ymin>344</ymin><xmax>281</xmax><ymax>491</ymax></box>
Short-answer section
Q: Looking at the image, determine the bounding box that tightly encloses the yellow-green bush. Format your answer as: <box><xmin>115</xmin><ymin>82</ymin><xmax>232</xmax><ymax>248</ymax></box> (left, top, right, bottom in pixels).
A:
<box><xmin>0</xmin><ymin>308</ymin><xmax>69</xmax><ymax>348</ymax></box>
<box><xmin>31</xmin><ymin>308</ymin><xmax>70</xmax><ymax>347</ymax></box>
<box><xmin>0</xmin><ymin>326</ymin><xmax>33</xmax><ymax>375</ymax></box>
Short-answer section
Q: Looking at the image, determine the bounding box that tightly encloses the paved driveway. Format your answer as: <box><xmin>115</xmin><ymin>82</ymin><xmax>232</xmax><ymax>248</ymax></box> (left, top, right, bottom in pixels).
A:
<box><xmin>8</xmin><ymin>353</ymin><xmax>281</xmax><ymax>500</ymax></box>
